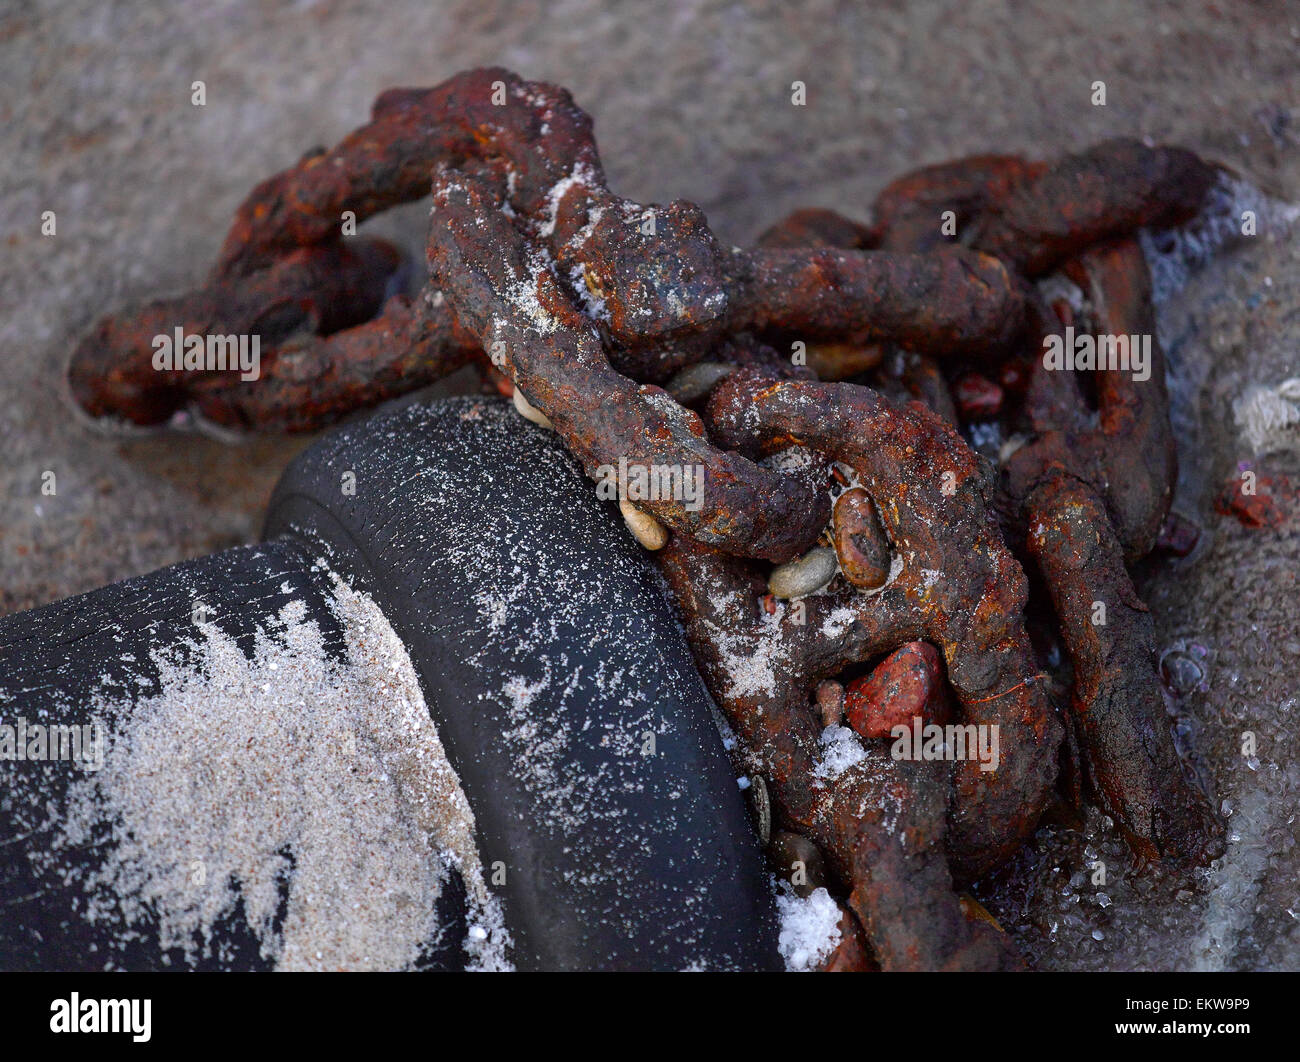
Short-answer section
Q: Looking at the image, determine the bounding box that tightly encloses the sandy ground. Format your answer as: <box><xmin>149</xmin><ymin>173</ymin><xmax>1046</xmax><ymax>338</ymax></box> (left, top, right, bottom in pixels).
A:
<box><xmin>2</xmin><ymin>0</ymin><xmax>1298</xmax><ymax>969</ymax></box>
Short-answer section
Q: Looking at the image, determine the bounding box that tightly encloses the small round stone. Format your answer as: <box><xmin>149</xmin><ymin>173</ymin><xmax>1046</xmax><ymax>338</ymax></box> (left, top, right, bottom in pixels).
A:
<box><xmin>1155</xmin><ymin>511</ymin><xmax>1201</xmax><ymax>557</ymax></box>
<box><xmin>768</xmin><ymin>547</ymin><xmax>838</xmax><ymax>599</ymax></box>
<box><xmin>1159</xmin><ymin>647</ymin><xmax>1205</xmax><ymax>696</ymax></box>
<box><xmin>664</xmin><ymin>361</ymin><xmax>737</xmax><ymax>404</ymax></box>
<box><xmin>815</xmin><ymin>679</ymin><xmax>845</xmax><ymax>728</ymax></box>
<box><xmin>511</xmin><ymin>386</ymin><xmax>554</xmax><ymax>429</ymax></box>
<box><xmin>767</xmin><ymin>831</ymin><xmax>828</xmax><ymax>898</ymax></box>
<box><xmin>845</xmin><ymin>641</ymin><xmax>951</xmax><ymax>739</ymax></box>
<box><xmin>958</xmin><ymin>893</ymin><xmax>1004</xmax><ymax>932</ymax></box>
<box><xmin>952</xmin><ymin>372</ymin><xmax>1003</xmax><ymax>420</ymax></box>
<box><xmin>804</xmin><ymin>341</ymin><xmax>883</xmax><ymax>380</ymax></box>
<box><xmin>832</xmin><ymin>488</ymin><xmax>890</xmax><ymax>589</ymax></box>
<box><xmin>748</xmin><ymin>774</ymin><xmax>771</xmax><ymax>847</ymax></box>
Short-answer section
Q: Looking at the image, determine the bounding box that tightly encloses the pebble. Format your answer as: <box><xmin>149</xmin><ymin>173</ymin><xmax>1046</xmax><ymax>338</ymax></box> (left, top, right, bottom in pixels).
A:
<box><xmin>619</xmin><ymin>499</ymin><xmax>668</xmax><ymax>550</ymax></box>
<box><xmin>958</xmin><ymin>894</ymin><xmax>1004</xmax><ymax>932</ymax></box>
<box><xmin>1159</xmin><ymin>643</ymin><xmax>1206</xmax><ymax>696</ymax></box>
<box><xmin>815</xmin><ymin>679</ymin><xmax>845</xmax><ymax>728</ymax></box>
<box><xmin>952</xmin><ymin>372</ymin><xmax>1003</xmax><ymax>420</ymax></box>
<box><xmin>768</xmin><ymin>831</ymin><xmax>828</xmax><ymax>898</ymax></box>
<box><xmin>511</xmin><ymin>387</ymin><xmax>554</xmax><ymax>429</ymax></box>
<box><xmin>768</xmin><ymin>547</ymin><xmax>839</xmax><ymax>599</ymax></box>
<box><xmin>748</xmin><ymin>774</ymin><xmax>771</xmax><ymax>847</ymax></box>
<box><xmin>832</xmin><ymin>488</ymin><xmax>890</xmax><ymax>589</ymax></box>
<box><xmin>998</xmin><ymin>358</ymin><xmax>1031</xmax><ymax>398</ymax></box>
<box><xmin>665</xmin><ymin>361</ymin><xmax>736</xmax><ymax>404</ymax></box>
<box><xmin>844</xmin><ymin>641</ymin><xmax>951</xmax><ymax>740</ymax></box>
<box><xmin>1214</xmin><ymin>470</ymin><xmax>1291</xmax><ymax>529</ymax></box>
<box><xmin>804</xmin><ymin>341</ymin><xmax>883</xmax><ymax>380</ymax></box>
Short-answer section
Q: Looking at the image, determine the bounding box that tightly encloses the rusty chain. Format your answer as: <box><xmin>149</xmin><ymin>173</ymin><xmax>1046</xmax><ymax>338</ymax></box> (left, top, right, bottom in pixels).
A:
<box><xmin>68</xmin><ymin>67</ymin><xmax>1228</xmax><ymax>971</ymax></box>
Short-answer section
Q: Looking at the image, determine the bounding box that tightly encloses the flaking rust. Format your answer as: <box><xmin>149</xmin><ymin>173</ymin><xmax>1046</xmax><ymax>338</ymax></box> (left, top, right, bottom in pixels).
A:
<box><xmin>69</xmin><ymin>67</ymin><xmax>1232</xmax><ymax>970</ymax></box>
